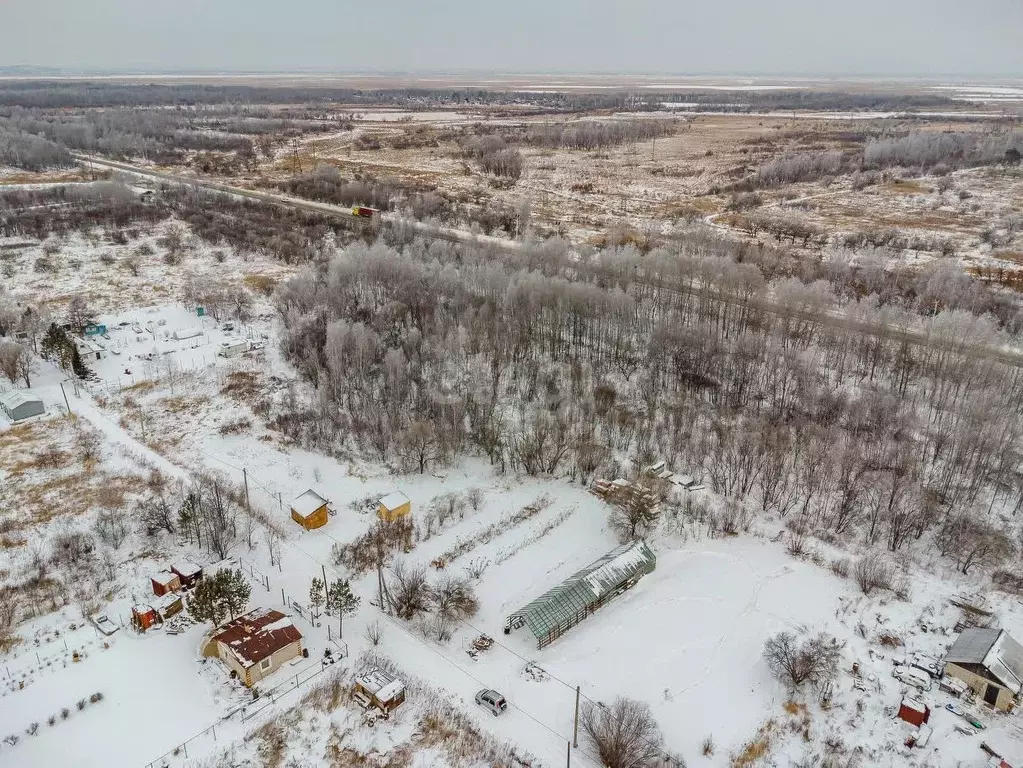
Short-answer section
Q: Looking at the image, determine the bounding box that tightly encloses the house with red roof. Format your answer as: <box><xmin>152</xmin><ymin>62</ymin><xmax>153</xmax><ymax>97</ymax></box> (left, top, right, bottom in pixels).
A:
<box><xmin>205</xmin><ymin>608</ymin><xmax>303</xmax><ymax>687</ymax></box>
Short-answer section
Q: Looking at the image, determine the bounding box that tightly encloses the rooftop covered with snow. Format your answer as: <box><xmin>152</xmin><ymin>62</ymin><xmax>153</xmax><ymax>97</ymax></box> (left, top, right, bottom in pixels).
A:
<box><xmin>290</xmin><ymin>489</ymin><xmax>329</xmax><ymax>518</ymax></box>
<box><xmin>354</xmin><ymin>667</ymin><xmax>405</xmax><ymax>702</ymax></box>
<box><xmin>378</xmin><ymin>491</ymin><xmax>410</xmax><ymax>510</ymax></box>
<box><xmin>946</xmin><ymin>628</ymin><xmax>1023</xmax><ymax>695</ymax></box>
<box><xmin>0</xmin><ymin>390</ymin><xmax>43</xmax><ymax>410</ymax></box>
<box><xmin>211</xmin><ymin>608</ymin><xmax>302</xmax><ymax>668</ymax></box>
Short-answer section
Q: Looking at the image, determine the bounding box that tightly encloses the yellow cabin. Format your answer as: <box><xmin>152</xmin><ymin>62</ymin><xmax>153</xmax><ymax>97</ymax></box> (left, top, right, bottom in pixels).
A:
<box><xmin>290</xmin><ymin>489</ymin><xmax>330</xmax><ymax>530</ymax></box>
<box><xmin>378</xmin><ymin>491</ymin><xmax>411</xmax><ymax>523</ymax></box>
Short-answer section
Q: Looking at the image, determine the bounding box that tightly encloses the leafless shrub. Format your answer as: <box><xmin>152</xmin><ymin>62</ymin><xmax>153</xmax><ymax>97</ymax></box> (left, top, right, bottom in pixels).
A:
<box><xmin>580</xmin><ymin>697</ymin><xmax>675</xmax><ymax>768</ymax></box>
<box><xmin>702</xmin><ymin>735</ymin><xmax>715</xmax><ymax>756</ymax></box>
<box><xmin>786</xmin><ymin>527</ymin><xmax>809</xmax><ymax>557</ymax></box>
<box><xmin>466</xmin><ymin>487</ymin><xmax>483</xmax><ymax>510</ymax></box>
<box><xmin>462</xmin><ymin>557</ymin><xmax>490</xmax><ymax>581</ymax></box>
<box><xmin>763</xmin><ymin>631</ymin><xmax>841</xmax><ymax>690</ymax></box>
<box><xmin>853</xmin><ymin>553</ymin><xmax>894</xmax><ymax>595</ymax></box>
<box><xmin>829</xmin><ymin>558</ymin><xmax>850</xmax><ymax>578</ymax></box>
<box><xmin>93</xmin><ymin>510</ymin><xmax>130</xmax><ymax>549</ymax></box>
<box><xmin>51</xmin><ymin>530</ymin><xmax>95</xmax><ymax>568</ymax></box>
<box><xmin>365</xmin><ymin>620</ymin><xmax>383</xmax><ymax>646</ymax></box>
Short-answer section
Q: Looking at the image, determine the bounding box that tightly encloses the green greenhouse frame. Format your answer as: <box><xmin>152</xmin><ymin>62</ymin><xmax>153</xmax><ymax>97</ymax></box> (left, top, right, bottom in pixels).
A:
<box><xmin>504</xmin><ymin>540</ymin><xmax>656</xmax><ymax>649</ymax></box>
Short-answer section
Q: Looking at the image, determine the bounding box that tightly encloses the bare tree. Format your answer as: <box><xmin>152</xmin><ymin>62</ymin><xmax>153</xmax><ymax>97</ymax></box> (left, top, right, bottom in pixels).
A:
<box><xmin>0</xmin><ymin>340</ymin><xmax>33</xmax><ymax>388</ymax></box>
<box><xmin>93</xmin><ymin>510</ymin><xmax>130</xmax><ymax>549</ymax></box>
<box><xmin>138</xmin><ymin>494</ymin><xmax>175</xmax><ymax>537</ymax></box>
<box><xmin>763</xmin><ymin>631</ymin><xmax>841</xmax><ymax>690</ymax></box>
<box><xmin>607</xmin><ymin>486</ymin><xmax>660</xmax><ymax>542</ymax></box>
<box><xmin>65</xmin><ymin>294</ymin><xmax>91</xmax><ymax>332</ymax></box>
<box><xmin>264</xmin><ymin>526</ymin><xmax>283</xmax><ymax>569</ymax></box>
<box><xmin>432</xmin><ymin>575</ymin><xmax>479</xmax><ymax>622</ymax></box>
<box><xmin>122</xmin><ymin>252</ymin><xmax>143</xmax><ymax>276</ymax></box>
<box><xmin>389</xmin><ymin>562</ymin><xmax>434</xmax><ymax>620</ymax></box>
<box><xmin>580</xmin><ymin>697</ymin><xmax>673</xmax><ymax>768</ymax></box>
<box><xmin>397</xmin><ymin>420</ymin><xmax>443</xmax><ymax>474</ymax></box>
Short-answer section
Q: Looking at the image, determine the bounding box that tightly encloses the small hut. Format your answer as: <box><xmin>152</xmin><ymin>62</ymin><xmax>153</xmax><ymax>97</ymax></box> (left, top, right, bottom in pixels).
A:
<box><xmin>353</xmin><ymin>668</ymin><xmax>406</xmax><ymax>714</ymax></box>
<box><xmin>291</xmin><ymin>489</ymin><xmax>330</xmax><ymax>531</ymax></box>
<box><xmin>898</xmin><ymin>696</ymin><xmax>930</xmax><ymax>727</ymax></box>
<box><xmin>172</xmin><ymin>561</ymin><xmax>203</xmax><ymax>589</ymax></box>
<box><xmin>151</xmin><ymin>571</ymin><xmax>181</xmax><ymax>596</ymax></box>
<box><xmin>378</xmin><ymin>491</ymin><xmax>411</xmax><ymax>523</ymax></box>
<box><xmin>132</xmin><ymin>604</ymin><xmax>158</xmax><ymax>632</ymax></box>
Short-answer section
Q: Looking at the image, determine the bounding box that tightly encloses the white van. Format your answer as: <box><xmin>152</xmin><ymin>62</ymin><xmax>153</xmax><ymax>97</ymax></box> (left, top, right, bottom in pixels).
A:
<box><xmin>893</xmin><ymin>665</ymin><xmax>932</xmax><ymax>691</ymax></box>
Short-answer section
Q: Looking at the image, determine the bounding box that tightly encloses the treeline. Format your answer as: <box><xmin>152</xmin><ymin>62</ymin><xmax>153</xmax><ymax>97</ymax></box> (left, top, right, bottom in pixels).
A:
<box><xmin>508</xmin><ymin>119</ymin><xmax>680</xmax><ymax>151</ymax></box>
<box><xmin>269</xmin><ymin>234</ymin><xmax>1023</xmax><ymax>568</ymax></box>
<box><xmin>0</xmin><ymin>82</ymin><xmax>963</xmax><ymax>114</ymax></box>
<box><xmin>864</xmin><ymin>129</ymin><xmax>1023</xmax><ymax>171</ymax></box>
<box><xmin>0</xmin><ymin>182</ymin><xmax>166</xmax><ymax>239</ymax></box>
<box><xmin>0</xmin><ymin>124</ymin><xmax>73</xmax><ymax>170</ymax></box>
<box><xmin>742</xmin><ymin>128</ymin><xmax>1022</xmax><ymax>189</ymax></box>
<box><xmin>0</xmin><ymin>108</ymin><xmax>254</xmax><ymax>163</ymax></box>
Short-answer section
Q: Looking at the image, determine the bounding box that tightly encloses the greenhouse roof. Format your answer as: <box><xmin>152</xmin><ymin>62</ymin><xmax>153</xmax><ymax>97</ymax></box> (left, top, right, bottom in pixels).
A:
<box><xmin>506</xmin><ymin>540</ymin><xmax>656</xmax><ymax>642</ymax></box>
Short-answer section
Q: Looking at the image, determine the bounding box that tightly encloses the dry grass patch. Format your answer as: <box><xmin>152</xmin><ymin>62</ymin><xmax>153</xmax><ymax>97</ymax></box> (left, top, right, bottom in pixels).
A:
<box><xmin>158</xmin><ymin>394</ymin><xmax>210</xmax><ymax>414</ymax></box>
<box><xmin>221</xmin><ymin>370</ymin><xmax>264</xmax><ymax>400</ymax></box>
<box><xmin>123</xmin><ymin>379</ymin><xmax>159</xmax><ymax>393</ymax></box>
<box><xmin>243</xmin><ymin>273</ymin><xmax>279</xmax><ymax>296</ymax></box>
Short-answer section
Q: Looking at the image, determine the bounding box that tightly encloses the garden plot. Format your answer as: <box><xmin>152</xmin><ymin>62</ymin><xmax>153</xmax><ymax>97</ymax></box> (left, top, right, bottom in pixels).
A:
<box><xmin>0</xmin><ymin>610</ymin><xmax>223</xmax><ymax>768</ymax></box>
<box><xmin>81</xmin><ymin>303</ymin><xmax>276</xmax><ymax>393</ymax></box>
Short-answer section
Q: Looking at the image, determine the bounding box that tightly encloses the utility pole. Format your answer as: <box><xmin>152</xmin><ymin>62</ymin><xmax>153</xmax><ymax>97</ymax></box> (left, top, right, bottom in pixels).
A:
<box><xmin>242</xmin><ymin>468</ymin><xmax>251</xmax><ymax>512</ymax></box>
<box><xmin>59</xmin><ymin>381</ymin><xmax>71</xmax><ymax>415</ymax></box>
<box><xmin>573</xmin><ymin>686</ymin><xmax>580</xmax><ymax>748</ymax></box>
<box><xmin>566</xmin><ymin>740</ymin><xmax>571</xmax><ymax>767</ymax></box>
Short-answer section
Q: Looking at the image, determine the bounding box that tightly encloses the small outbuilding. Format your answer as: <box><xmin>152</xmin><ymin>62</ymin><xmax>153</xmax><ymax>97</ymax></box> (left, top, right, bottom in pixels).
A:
<box><xmin>217</xmin><ymin>338</ymin><xmax>248</xmax><ymax>358</ymax></box>
<box><xmin>290</xmin><ymin>489</ymin><xmax>330</xmax><ymax>530</ymax></box>
<box><xmin>206</xmin><ymin>608</ymin><xmax>303</xmax><ymax>687</ymax></box>
<box><xmin>76</xmin><ymin>338</ymin><xmax>107</xmax><ymax>361</ymax></box>
<box><xmin>173</xmin><ymin>327</ymin><xmax>202</xmax><ymax>341</ymax></box>
<box><xmin>378</xmin><ymin>491</ymin><xmax>411</xmax><ymax>523</ymax></box>
<box><xmin>171</xmin><ymin>561</ymin><xmax>203</xmax><ymax>588</ymax></box>
<box><xmin>151</xmin><ymin>570</ymin><xmax>181</xmax><ymax>596</ymax></box>
<box><xmin>132</xmin><ymin>604</ymin><xmax>159</xmax><ymax>632</ymax></box>
<box><xmin>898</xmin><ymin>696</ymin><xmax>930</xmax><ymax>727</ymax></box>
<box><xmin>353</xmin><ymin>667</ymin><xmax>406</xmax><ymax>714</ymax></box>
<box><xmin>0</xmin><ymin>391</ymin><xmax>44</xmax><ymax>423</ymax></box>
<box><xmin>944</xmin><ymin>628</ymin><xmax>1023</xmax><ymax>711</ymax></box>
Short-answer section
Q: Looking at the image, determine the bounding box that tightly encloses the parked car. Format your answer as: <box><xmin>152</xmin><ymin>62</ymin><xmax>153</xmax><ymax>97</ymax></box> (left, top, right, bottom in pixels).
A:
<box><xmin>474</xmin><ymin>689</ymin><xmax>508</xmax><ymax>716</ymax></box>
<box><xmin>893</xmin><ymin>665</ymin><xmax>932</xmax><ymax>691</ymax></box>
<box><xmin>221</xmin><ymin>322</ymin><xmax>235</xmax><ymax>332</ymax></box>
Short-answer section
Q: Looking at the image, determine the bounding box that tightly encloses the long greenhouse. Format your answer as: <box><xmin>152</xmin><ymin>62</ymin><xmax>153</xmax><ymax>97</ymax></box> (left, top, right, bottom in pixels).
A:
<box><xmin>504</xmin><ymin>539</ymin><xmax>656</xmax><ymax>649</ymax></box>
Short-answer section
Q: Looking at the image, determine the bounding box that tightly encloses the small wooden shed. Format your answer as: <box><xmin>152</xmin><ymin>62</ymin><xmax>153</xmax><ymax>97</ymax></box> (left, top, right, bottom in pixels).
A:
<box><xmin>898</xmin><ymin>696</ymin><xmax>930</xmax><ymax>727</ymax></box>
<box><xmin>353</xmin><ymin>667</ymin><xmax>406</xmax><ymax>714</ymax></box>
<box><xmin>291</xmin><ymin>489</ymin><xmax>329</xmax><ymax>530</ymax></box>
<box><xmin>172</xmin><ymin>561</ymin><xmax>203</xmax><ymax>589</ymax></box>
<box><xmin>151</xmin><ymin>570</ymin><xmax>181</xmax><ymax>596</ymax></box>
<box><xmin>132</xmin><ymin>604</ymin><xmax>158</xmax><ymax>632</ymax></box>
<box><xmin>378</xmin><ymin>491</ymin><xmax>411</xmax><ymax>523</ymax></box>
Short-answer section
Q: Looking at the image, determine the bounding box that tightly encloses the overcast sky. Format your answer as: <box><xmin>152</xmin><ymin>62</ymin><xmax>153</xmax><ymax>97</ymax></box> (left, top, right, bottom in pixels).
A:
<box><xmin>2</xmin><ymin>0</ymin><xmax>1021</xmax><ymax>75</ymax></box>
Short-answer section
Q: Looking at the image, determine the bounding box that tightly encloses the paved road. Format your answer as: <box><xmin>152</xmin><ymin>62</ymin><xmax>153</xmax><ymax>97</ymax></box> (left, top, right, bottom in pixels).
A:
<box><xmin>75</xmin><ymin>154</ymin><xmax>1023</xmax><ymax>369</ymax></box>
